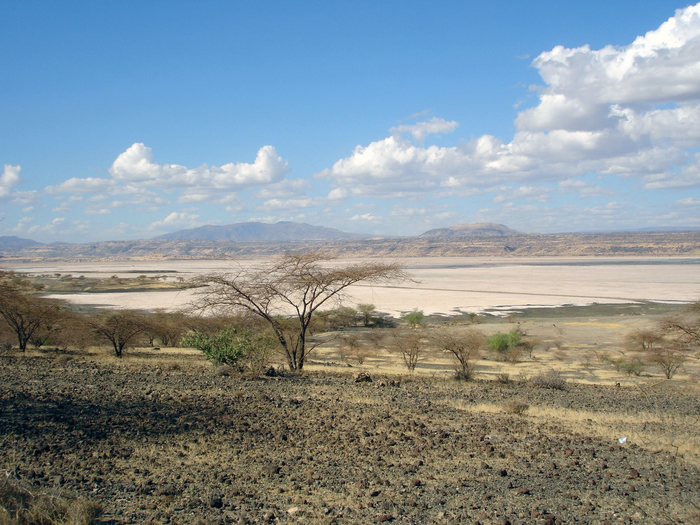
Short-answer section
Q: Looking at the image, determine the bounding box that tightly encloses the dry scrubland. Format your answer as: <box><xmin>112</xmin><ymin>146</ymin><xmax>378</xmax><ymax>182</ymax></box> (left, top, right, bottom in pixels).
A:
<box><xmin>2</xmin><ymin>303</ymin><xmax>700</xmax><ymax>524</ymax></box>
<box><xmin>1</xmin><ymin>259</ymin><xmax>700</xmax><ymax>524</ymax></box>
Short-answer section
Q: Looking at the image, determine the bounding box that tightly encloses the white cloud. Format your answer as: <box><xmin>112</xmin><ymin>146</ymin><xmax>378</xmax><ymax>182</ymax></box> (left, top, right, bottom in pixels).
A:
<box><xmin>327</xmin><ymin>187</ymin><xmax>349</xmax><ymax>200</ymax></box>
<box><xmin>558</xmin><ymin>178</ymin><xmax>614</xmax><ymax>198</ymax></box>
<box><xmin>350</xmin><ymin>213</ymin><xmax>380</xmax><ymax>222</ymax></box>
<box><xmin>13</xmin><ymin>217</ymin><xmax>67</xmax><ymax>237</ymax></box>
<box><xmin>318</xmin><ymin>4</ymin><xmax>700</xmax><ymax>198</ymax></box>
<box><xmin>317</xmin><ymin>135</ymin><xmax>483</xmax><ymax>197</ymax></box>
<box><xmin>0</xmin><ymin>165</ymin><xmax>21</xmax><ymax>199</ymax></box>
<box><xmin>529</xmin><ymin>4</ymin><xmax>700</xmax><ymax>111</ymax></box>
<box><xmin>677</xmin><ymin>197</ymin><xmax>700</xmax><ymax>205</ymax></box>
<box><xmin>110</xmin><ymin>143</ymin><xmax>289</xmax><ymax>190</ymax></box>
<box><xmin>149</xmin><ymin>212</ymin><xmax>201</xmax><ymax>230</ymax></box>
<box><xmin>391</xmin><ymin>206</ymin><xmax>426</xmax><ymax>216</ymax></box>
<box><xmin>46</xmin><ymin>177</ymin><xmax>117</xmax><ymax>194</ymax></box>
<box><xmin>262</xmin><ymin>198</ymin><xmax>315</xmax><ymax>210</ymax></box>
<box><xmin>491</xmin><ymin>185</ymin><xmax>551</xmax><ymax>203</ymax></box>
<box><xmin>390</xmin><ymin>117</ymin><xmax>459</xmax><ymax>142</ymax></box>
<box><xmin>255</xmin><ymin>179</ymin><xmax>311</xmax><ymax>200</ymax></box>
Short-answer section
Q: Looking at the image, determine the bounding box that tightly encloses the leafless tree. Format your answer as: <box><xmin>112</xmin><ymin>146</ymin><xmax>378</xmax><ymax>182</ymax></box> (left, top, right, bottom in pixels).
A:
<box><xmin>390</xmin><ymin>329</ymin><xmax>428</xmax><ymax>372</ymax></box>
<box><xmin>88</xmin><ymin>311</ymin><xmax>146</xmax><ymax>357</ymax></box>
<box><xmin>191</xmin><ymin>253</ymin><xmax>406</xmax><ymax>371</ymax></box>
<box><xmin>340</xmin><ymin>333</ymin><xmax>372</xmax><ymax>365</ymax></box>
<box><xmin>625</xmin><ymin>329</ymin><xmax>665</xmax><ymax>353</ymax></box>
<box><xmin>660</xmin><ymin>301</ymin><xmax>700</xmax><ymax>348</ymax></box>
<box><xmin>433</xmin><ymin>329</ymin><xmax>484</xmax><ymax>380</ymax></box>
<box><xmin>143</xmin><ymin>310</ymin><xmax>189</xmax><ymax>347</ymax></box>
<box><xmin>0</xmin><ymin>284</ymin><xmax>61</xmax><ymax>351</ymax></box>
<box><xmin>647</xmin><ymin>339</ymin><xmax>687</xmax><ymax>379</ymax></box>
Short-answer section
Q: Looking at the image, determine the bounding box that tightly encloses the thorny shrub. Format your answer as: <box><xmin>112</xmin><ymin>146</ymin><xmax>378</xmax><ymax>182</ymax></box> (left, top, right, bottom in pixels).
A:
<box><xmin>529</xmin><ymin>370</ymin><xmax>568</xmax><ymax>390</ymax></box>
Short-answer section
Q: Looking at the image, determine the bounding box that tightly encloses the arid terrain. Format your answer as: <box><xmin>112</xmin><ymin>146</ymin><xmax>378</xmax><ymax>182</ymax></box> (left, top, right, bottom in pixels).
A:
<box><xmin>2</xmin><ymin>297</ymin><xmax>700</xmax><ymax>524</ymax></box>
<box><xmin>1</xmin><ymin>345</ymin><xmax>699</xmax><ymax>524</ymax></box>
<box><xmin>1</xmin><ymin>255</ymin><xmax>699</xmax><ymax>524</ymax></box>
<box><xmin>5</xmin><ymin>256</ymin><xmax>700</xmax><ymax>318</ymax></box>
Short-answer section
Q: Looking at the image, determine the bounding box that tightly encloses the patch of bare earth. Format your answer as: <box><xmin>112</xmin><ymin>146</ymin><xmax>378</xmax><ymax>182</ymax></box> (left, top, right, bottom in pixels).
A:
<box><xmin>1</xmin><ymin>355</ymin><xmax>699</xmax><ymax>524</ymax></box>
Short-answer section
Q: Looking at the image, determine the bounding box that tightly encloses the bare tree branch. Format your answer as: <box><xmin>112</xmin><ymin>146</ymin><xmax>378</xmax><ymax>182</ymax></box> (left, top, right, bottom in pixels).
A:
<box><xmin>190</xmin><ymin>252</ymin><xmax>407</xmax><ymax>370</ymax></box>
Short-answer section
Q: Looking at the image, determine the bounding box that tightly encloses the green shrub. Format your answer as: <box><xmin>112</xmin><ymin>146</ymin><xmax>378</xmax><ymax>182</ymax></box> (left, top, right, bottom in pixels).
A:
<box><xmin>402</xmin><ymin>309</ymin><xmax>424</xmax><ymax>327</ymax></box>
<box><xmin>487</xmin><ymin>330</ymin><xmax>524</xmax><ymax>362</ymax></box>
<box><xmin>487</xmin><ymin>330</ymin><xmax>521</xmax><ymax>353</ymax></box>
<box><xmin>181</xmin><ymin>326</ymin><xmax>250</xmax><ymax>366</ymax></box>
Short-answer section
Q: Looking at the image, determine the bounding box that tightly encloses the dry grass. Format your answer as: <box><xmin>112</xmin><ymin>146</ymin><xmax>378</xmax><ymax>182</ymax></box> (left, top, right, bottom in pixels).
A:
<box><xmin>0</xmin><ymin>474</ymin><xmax>101</xmax><ymax>525</ymax></box>
<box><xmin>447</xmin><ymin>393</ymin><xmax>700</xmax><ymax>467</ymax></box>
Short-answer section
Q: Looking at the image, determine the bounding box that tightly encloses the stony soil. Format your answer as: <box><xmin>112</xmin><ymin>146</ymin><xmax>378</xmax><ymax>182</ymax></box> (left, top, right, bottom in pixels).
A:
<box><xmin>1</xmin><ymin>355</ymin><xmax>699</xmax><ymax>524</ymax></box>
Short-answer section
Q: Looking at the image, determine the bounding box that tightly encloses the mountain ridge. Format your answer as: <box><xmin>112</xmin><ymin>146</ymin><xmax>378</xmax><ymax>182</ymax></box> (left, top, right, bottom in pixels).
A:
<box><xmin>153</xmin><ymin>221</ymin><xmax>368</xmax><ymax>242</ymax></box>
<box><xmin>419</xmin><ymin>222</ymin><xmax>522</xmax><ymax>238</ymax></box>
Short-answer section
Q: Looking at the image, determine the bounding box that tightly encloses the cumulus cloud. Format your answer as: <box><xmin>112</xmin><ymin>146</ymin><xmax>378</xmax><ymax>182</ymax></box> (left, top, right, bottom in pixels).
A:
<box><xmin>319</xmin><ymin>4</ymin><xmax>700</xmax><ymax>197</ymax></box>
<box><xmin>110</xmin><ymin>143</ymin><xmax>289</xmax><ymax>190</ymax></box>
<box><xmin>350</xmin><ymin>213</ymin><xmax>380</xmax><ymax>222</ymax></box>
<box><xmin>558</xmin><ymin>178</ymin><xmax>614</xmax><ymax>198</ymax></box>
<box><xmin>262</xmin><ymin>198</ymin><xmax>315</xmax><ymax>210</ymax></box>
<box><xmin>46</xmin><ymin>177</ymin><xmax>117</xmax><ymax>194</ymax></box>
<box><xmin>390</xmin><ymin>117</ymin><xmax>459</xmax><ymax>142</ymax></box>
<box><xmin>0</xmin><ymin>165</ymin><xmax>21</xmax><ymax>198</ymax></box>
<box><xmin>326</xmin><ymin>187</ymin><xmax>349</xmax><ymax>200</ymax></box>
<box><xmin>391</xmin><ymin>206</ymin><xmax>426</xmax><ymax>216</ymax></box>
<box><xmin>491</xmin><ymin>186</ymin><xmax>551</xmax><ymax>203</ymax></box>
<box><xmin>13</xmin><ymin>217</ymin><xmax>67</xmax><ymax>237</ymax></box>
<box><xmin>149</xmin><ymin>212</ymin><xmax>201</xmax><ymax>230</ymax></box>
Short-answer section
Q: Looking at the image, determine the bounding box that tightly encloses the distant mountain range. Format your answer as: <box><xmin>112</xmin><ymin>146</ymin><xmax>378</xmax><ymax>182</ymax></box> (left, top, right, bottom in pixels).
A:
<box><xmin>0</xmin><ymin>235</ymin><xmax>44</xmax><ymax>249</ymax></box>
<box><xmin>419</xmin><ymin>223</ymin><xmax>521</xmax><ymax>238</ymax></box>
<box><xmin>153</xmin><ymin>221</ymin><xmax>368</xmax><ymax>242</ymax></box>
<box><xmin>2</xmin><ymin>222</ymin><xmax>700</xmax><ymax>260</ymax></box>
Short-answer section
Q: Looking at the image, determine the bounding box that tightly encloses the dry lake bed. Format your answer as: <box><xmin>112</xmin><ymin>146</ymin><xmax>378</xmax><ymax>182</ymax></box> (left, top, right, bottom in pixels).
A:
<box><xmin>4</xmin><ymin>256</ymin><xmax>699</xmax><ymax>316</ymax></box>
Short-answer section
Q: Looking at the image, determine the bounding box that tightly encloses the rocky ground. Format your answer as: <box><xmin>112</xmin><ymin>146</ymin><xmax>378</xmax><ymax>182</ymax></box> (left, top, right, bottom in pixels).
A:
<box><xmin>1</xmin><ymin>354</ymin><xmax>699</xmax><ymax>524</ymax></box>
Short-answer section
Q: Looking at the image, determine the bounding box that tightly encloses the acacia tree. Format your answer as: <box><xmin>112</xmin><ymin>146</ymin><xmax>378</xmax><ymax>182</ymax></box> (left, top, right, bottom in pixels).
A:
<box><xmin>356</xmin><ymin>304</ymin><xmax>377</xmax><ymax>327</ymax></box>
<box><xmin>0</xmin><ymin>284</ymin><xmax>61</xmax><ymax>351</ymax></box>
<box><xmin>661</xmin><ymin>301</ymin><xmax>700</xmax><ymax>348</ymax></box>
<box><xmin>433</xmin><ymin>329</ymin><xmax>484</xmax><ymax>380</ymax></box>
<box><xmin>390</xmin><ymin>329</ymin><xmax>427</xmax><ymax>372</ymax></box>
<box><xmin>88</xmin><ymin>311</ymin><xmax>146</xmax><ymax>357</ymax></box>
<box><xmin>192</xmin><ymin>253</ymin><xmax>406</xmax><ymax>371</ymax></box>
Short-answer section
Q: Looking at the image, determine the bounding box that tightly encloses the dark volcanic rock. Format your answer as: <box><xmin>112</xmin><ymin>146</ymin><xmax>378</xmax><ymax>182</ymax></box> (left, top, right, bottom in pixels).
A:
<box><xmin>1</xmin><ymin>355</ymin><xmax>699</xmax><ymax>523</ymax></box>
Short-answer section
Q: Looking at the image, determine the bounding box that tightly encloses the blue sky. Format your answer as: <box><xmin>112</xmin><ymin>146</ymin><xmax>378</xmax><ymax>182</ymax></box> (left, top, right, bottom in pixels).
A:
<box><xmin>1</xmin><ymin>1</ymin><xmax>699</xmax><ymax>242</ymax></box>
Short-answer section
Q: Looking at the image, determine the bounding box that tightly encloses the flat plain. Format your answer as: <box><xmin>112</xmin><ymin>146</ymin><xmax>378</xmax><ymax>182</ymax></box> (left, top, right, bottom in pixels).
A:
<box><xmin>7</xmin><ymin>256</ymin><xmax>700</xmax><ymax>316</ymax></box>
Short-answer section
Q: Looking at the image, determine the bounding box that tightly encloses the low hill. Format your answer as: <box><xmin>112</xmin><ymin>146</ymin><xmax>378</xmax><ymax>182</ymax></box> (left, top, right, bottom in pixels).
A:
<box><xmin>0</xmin><ymin>235</ymin><xmax>43</xmax><ymax>249</ymax></box>
<box><xmin>153</xmin><ymin>221</ymin><xmax>367</xmax><ymax>242</ymax></box>
<box><xmin>419</xmin><ymin>222</ymin><xmax>522</xmax><ymax>238</ymax></box>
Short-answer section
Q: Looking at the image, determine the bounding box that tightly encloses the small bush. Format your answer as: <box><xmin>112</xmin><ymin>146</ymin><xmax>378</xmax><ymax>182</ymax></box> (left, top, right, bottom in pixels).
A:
<box><xmin>496</xmin><ymin>372</ymin><xmax>511</xmax><ymax>384</ymax></box>
<box><xmin>402</xmin><ymin>309</ymin><xmax>425</xmax><ymax>327</ymax></box>
<box><xmin>502</xmin><ymin>399</ymin><xmax>529</xmax><ymax>416</ymax></box>
<box><xmin>487</xmin><ymin>330</ymin><xmax>526</xmax><ymax>362</ymax></box>
<box><xmin>605</xmin><ymin>355</ymin><xmax>646</xmax><ymax>376</ymax></box>
<box><xmin>181</xmin><ymin>326</ymin><xmax>250</xmax><ymax>367</ymax></box>
<box><xmin>529</xmin><ymin>370</ymin><xmax>568</xmax><ymax>390</ymax></box>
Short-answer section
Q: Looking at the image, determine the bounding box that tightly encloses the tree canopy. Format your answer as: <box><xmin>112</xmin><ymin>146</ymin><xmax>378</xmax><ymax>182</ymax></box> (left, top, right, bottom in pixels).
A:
<box><xmin>192</xmin><ymin>252</ymin><xmax>406</xmax><ymax>370</ymax></box>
